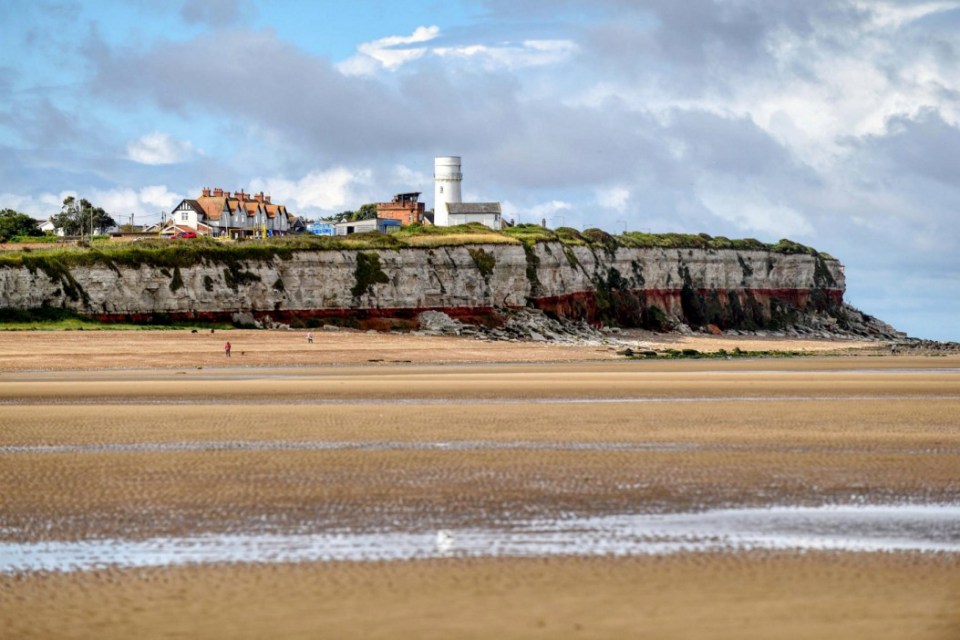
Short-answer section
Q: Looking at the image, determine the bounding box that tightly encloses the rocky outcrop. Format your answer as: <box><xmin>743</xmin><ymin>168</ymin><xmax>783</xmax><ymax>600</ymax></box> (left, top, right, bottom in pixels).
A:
<box><xmin>0</xmin><ymin>241</ymin><xmax>873</xmax><ymax>335</ymax></box>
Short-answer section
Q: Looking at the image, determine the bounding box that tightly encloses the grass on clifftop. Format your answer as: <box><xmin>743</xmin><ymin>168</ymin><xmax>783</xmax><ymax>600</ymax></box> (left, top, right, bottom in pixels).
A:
<box><xmin>0</xmin><ymin>226</ymin><xmax>835</xmax><ymax>272</ymax></box>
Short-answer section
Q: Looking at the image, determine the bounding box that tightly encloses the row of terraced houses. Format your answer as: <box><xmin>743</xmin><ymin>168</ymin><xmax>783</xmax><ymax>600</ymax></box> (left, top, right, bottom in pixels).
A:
<box><xmin>154</xmin><ymin>188</ymin><xmax>302</xmax><ymax>238</ymax></box>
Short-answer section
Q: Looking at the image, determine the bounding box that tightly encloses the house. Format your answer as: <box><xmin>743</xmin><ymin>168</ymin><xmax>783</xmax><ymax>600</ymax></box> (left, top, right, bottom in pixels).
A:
<box><xmin>376</xmin><ymin>192</ymin><xmax>425</xmax><ymax>226</ymax></box>
<box><xmin>445</xmin><ymin>203</ymin><xmax>502</xmax><ymax>230</ymax></box>
<box><xmin>334</xmin><ymin>218</ymin><xmax>401</xmax><ymax>235</ymax></box>
<box><xmin>38</xmin><ymin>218</ymin><xmax>63</xmax><ymax>236</ymax></box>
<box><xmin>161</xmin><ymin>188</ymin><xmax>297</xmax><ymax>237</ymax></box>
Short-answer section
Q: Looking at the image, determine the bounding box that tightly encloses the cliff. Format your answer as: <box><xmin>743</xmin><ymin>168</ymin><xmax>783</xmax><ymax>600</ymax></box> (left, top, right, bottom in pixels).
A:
<box><xmin>0</xmin><ymin>238</ymin><xmax>861</xmax><ymax>335</ymax></box>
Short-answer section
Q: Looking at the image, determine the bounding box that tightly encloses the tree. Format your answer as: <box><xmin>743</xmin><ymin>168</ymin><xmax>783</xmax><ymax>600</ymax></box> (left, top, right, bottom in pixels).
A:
<box><xmin>0</xmin><ymin>209</ymin><xmax>42</xmax><ymax>242</ymax></box>
<box><xmin>53</xmin><ymin>197</ymin><xmax>117</xmax><ymax>236</ymax></box>
<box><xmin>323</xmin><ymin>204</ymin><xmax>378</xmax><ymax>223</ymax></box>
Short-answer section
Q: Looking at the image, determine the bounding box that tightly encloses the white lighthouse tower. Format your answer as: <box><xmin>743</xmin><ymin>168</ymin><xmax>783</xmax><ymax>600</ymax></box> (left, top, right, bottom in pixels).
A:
<box><xmin>433</xmin><ymin>156</ymin><xmax>462</xmax><ymax>227</ymax></box>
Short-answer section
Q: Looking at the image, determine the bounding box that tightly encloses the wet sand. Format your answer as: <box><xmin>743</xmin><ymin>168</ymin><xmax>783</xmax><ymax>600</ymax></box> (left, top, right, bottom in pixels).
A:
<box><xmin>0</xmin><ymin>327</ymin><xmax>880</xmax><ymax>372</ymax></box>
<box><xmin>0</xmin><ymin>332</ymin><xmax>958</xmax><ymax>638</ymax></box>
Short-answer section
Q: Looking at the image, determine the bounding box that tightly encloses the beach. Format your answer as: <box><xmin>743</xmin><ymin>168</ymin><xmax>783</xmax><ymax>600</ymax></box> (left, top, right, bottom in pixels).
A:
<box><xmin>1</xmin><ymin>330</ymin><xmax>958</xmax><ymax>638</ymax></box>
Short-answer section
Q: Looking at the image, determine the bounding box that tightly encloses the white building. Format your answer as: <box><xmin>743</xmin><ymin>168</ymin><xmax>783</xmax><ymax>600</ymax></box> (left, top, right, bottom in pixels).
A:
<box><xmin>334</xmin><ymin>218</ymin><xmax>401</xmax><ymax>235</ymax></box>
<box><xmin>446</xmin><ymin>203</ymin><xmax>501</xmax><ymax>229</ymax></box>
<box><xmin>433</xmin><ymin>156</ymin><xmax>501</xmax><ymax>230</ymax></box>
<box><xmin>433</xmin><ymin>156</ymin><xmax>462</xmax><ymax>227</ymax></box>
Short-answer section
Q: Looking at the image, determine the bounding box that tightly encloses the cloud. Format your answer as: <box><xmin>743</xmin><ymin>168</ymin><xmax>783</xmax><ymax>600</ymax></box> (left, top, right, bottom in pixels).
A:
<box><xmin>857</xmin><ymin>1</ymin><xmax>960</xmax><ymax>30</ymax></box>
<box><xmin>125</xmin><ymin>132</ymin><xmax>197</xmax><ymax>165</ymax></box>
<box><xmin>433</xmin><ymin>39</ymin><xmax>579</xmax><ymax>70</ymax></box>
<box><xmin>180</xmin><ymin>0</ymin><xmax>252</xmax><ymax>26</ymax></box>
<box><xmin>249</xmin><ymin>167</ymin><xmax>374</xmax><ymax>216</ymax></box>
<box><xmin>696</xmin><ymin>177</ymin><xmax>814</xmax><ymax>238</ymax></box>
<box><xmin>2</xmin><ymin>186</ymin><xmax>185</xmax><ymax>221</ymax></box>
<box><xmin>596</xmin><ymin>186</ymin><xmax>630</xmax><ymax>211</ymax></box>
<box><xmin>338</xmin><ymin>25</ymin><xmax>578</xmax><ymax>75</ymax></box>
<box><xmin>338</xmin><ymin>26</ymin><xmax>439</xmax><ymax>75</ymax></box>
<box><xmin>12</xmin><ymin>0</ymin><xmax>960</xmax><ymax>339</ymax></box>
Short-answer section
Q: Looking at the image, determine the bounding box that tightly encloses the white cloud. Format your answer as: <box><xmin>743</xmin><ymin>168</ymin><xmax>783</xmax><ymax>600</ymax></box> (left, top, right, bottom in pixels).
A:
<box><xmin>337</xmin><ymin>26</ymin><xmax>439</xmax><ymax>76</ymax></box>
<box><xmin>596</xmin><ymin>186</ymin><xmax>630</xmax><ymax>211</ymax></box>
<box><xmin>433</xmin><ymin>39</ymin><xmax>579</xmax><ymax>70</ymax></box>
<box><xmin>125</xmin><ymin>132</ymin><xmax>197</xmax><ymax>165</ymax></box>
<box><xmin>856</xmin><ymin>1</ymin><xmax>960</xmax><ymax>30</ymax></box>
<box><xmin>2</xmin><ymin>187</ymin><xmax>186</xmax><ymax>222</ymax></box>
<box><xmin>249</xmin><ymin>167</ymin><xmax>374</xmax><ymax>215</ymax></box>
<box><xmin>338</xmin><ymin>25</ymin><xmax>578</xmax><ymax>75</ymax></box>
<box><xmin>138</xmin><ymin>185</ymin><xmax>181</xmax><ymax>210</ymax></box>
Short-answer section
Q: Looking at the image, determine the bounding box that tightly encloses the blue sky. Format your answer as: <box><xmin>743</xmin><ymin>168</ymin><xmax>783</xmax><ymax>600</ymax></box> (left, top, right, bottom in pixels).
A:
<box><xmin>2</xmin><ymin>0</ymin><xmax>959</xmax><ymax>340</ymax></box>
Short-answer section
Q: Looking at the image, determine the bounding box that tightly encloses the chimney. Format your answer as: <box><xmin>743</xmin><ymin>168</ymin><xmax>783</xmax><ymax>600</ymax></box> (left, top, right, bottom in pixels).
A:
<box><xmin>213</xmin><ymin>188</ymin><xmax>223</xmax><ymax>197</ymax></box>
<box><xmin>265</xmin><ymin>195</ymin><xmax>271</xmax><ymax>203</ymax></box>
<box><xmin>236</xmin><ymin>190</ymin><xmax>246</xmax><ymax>201</ymax></box>
<box><xmin>254</xmin><ymin>192</ymin><xmax>264</xmax><ymax>203</ymax></box>
<box><xmin>224</xmin><ymin>191</ymin><xmax>231</xmax><ymax>199</ymax></box>
<box><xmin>202</xmin><ymin>187</ymin><xmax>211</xmax><ymax>197</ymax></box>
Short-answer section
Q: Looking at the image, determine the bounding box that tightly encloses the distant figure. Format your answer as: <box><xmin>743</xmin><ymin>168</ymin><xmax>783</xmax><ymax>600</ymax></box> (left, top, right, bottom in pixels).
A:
<box><xmin>306</xmin><ymin>331</ymin><xmax>313</xmax><ymax>344</ymax></box>
<box><xmin>224</xmin><ymin>341</ymin><xmax>231</xmax><ymax>357</ymax></box>
<box><xmin>210</xmin><ymin>329</ymin><xmax>215</xmax><ymax>334</ymax></box>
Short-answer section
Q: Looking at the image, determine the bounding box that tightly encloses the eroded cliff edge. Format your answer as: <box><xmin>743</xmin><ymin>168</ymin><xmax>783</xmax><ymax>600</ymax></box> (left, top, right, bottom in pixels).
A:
<box><xmin>0</xmin><ymin>239</ymin><xmax>898</xmax><ymax>338</ymax></box>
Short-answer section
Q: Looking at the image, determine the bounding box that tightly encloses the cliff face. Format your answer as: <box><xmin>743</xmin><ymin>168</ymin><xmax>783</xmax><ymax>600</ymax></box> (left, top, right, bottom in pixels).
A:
<box><xmin>0</xmin><ymin>242</ymin><xmax>844</xmax><ymax>330</ymax></box>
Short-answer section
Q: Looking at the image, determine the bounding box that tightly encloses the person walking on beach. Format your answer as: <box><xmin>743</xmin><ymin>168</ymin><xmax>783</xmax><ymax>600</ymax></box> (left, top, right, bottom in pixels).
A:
<box><xmin>224</xmin><ymin>341</ymin><xmax>231</xmax><ymax>357</ymax></box>
<box><xmin>306</xmin><ymin>331</ymin><xmax>313</xmax><ymax>344</ymax></box>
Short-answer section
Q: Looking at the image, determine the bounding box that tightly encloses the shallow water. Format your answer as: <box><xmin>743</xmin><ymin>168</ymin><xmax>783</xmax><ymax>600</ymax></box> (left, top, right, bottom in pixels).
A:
<box><xmin>2</xmin><ymin>504</ymin><xmax>957</xmax><ymax>573</ymax></box>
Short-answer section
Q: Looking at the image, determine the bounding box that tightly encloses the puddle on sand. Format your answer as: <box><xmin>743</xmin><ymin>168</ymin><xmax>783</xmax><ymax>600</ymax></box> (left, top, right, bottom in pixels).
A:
<box><xmin>2</xmin><ymin>504</ymin><xmax>958</xmax><ymax>574</ymax></box>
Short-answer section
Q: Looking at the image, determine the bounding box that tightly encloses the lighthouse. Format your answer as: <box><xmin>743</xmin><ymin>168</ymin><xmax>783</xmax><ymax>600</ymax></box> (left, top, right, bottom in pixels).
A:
<box><xmin>433</xmin><ymin>156</ymin><xmax>462</xmax><ymax>227</ymax></box>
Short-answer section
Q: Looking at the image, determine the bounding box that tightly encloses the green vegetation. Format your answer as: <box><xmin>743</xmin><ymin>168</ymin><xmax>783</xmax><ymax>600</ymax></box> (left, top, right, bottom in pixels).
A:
<box><xmin>621</xmin><ymin>346</ymin><xmax>810</xmax><ymax>360</ymax></box>
<box><xmin>53</xmin><ymin>197</ymin><xmax>116</xmax><ymax>237</ymax></box>
<box><xmin>467</xmin><ymin>247</ymin><xmax>496</xmax><ymax>282</ymax></box>
<box><xmin>618</xmin><ymin>232</ymin><xmax>831</xmax><ymax>257</ymax></box>
<box><xmin>520</xmin><ymin>242</ymin><xmax>542</xmax><ymax>298</ymax></box>
<box><xmin>324</xmin><ymin>203</ymin><xmax>377</xmax><ymax>223</ymax></box>
<box><xmin>0</xmin><ymin>228</ymin><xmax>835</xmax><ymax>272</ymax></box>
<box><xmin>169</xmin><ymin>266</ymin><xmax>184</xmax><ymax>292</ymax></box>
<box><xmin>0</xmin><ymin>209</ymin><xmax>43</xmax><ymax>242</ymax></box>
<box><xmin>0</xmin><ymin>307</ymin><xmax>230</xmax><ymax>331</ymax></box>
<box><xmin>351</xmin><ymin>252</ymin><xmax>390</xmax><ymax>298</ymax></box>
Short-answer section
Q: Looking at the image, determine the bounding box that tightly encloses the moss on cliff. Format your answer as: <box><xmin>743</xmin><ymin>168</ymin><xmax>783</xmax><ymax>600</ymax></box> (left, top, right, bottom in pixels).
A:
<box><xmin>467</xmin><ymin>248</ymin><xmax>496</xmax><ymax>283</ymax></box>
<box><xmin>351</xmin><ymin>252</ymin><xmax>390</xmax><ymax>299</ymax></box>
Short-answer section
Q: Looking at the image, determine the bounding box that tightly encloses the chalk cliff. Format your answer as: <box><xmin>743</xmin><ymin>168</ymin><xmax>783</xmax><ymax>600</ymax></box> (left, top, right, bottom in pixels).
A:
<box><xmin>0</xmin><ymin>240</ymin><xmax>868</xmax><ymax>335</ymax></box>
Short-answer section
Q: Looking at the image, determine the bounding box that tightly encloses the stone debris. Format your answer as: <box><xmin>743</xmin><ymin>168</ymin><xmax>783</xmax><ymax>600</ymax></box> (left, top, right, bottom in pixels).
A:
<box><xmin>231</xmin><ymin>311</ymin><xmax>261</xmax><ymax>329</ymax></box>
<box><xmin>412</xmin><ymin>302</ymin><xmax>960</xmax><ymax>353</ymax></box>
<box><xmin>416</xmin><ymin>310</ymin><xmax>469</xmax><ymax>336</ymax></box>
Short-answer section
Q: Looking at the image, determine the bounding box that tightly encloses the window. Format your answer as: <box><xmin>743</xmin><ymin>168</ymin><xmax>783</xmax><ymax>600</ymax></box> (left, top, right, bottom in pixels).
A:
<box><xmin>180</xmin><ymin>212</ymin><xmax>188</xmax><ymax>221</ymax></box>
<box><xmin>440</xmin><ymin>186</ymin><xmax>443</xmax><ymax>194</ymax></box>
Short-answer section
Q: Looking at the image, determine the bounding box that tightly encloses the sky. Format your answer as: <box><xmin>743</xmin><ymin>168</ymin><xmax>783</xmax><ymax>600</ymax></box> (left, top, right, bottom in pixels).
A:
<box><xmin>1</xmin><ymin>0</ymin><xmax>959</xmax><ymax>341</ymax></box>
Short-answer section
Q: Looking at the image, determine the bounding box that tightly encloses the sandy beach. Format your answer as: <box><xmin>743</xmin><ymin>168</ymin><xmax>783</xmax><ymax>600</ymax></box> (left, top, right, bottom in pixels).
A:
<box><xmin>1</xmin><ymin>331</ymin><xmax>958</xmax><ymax>638</ymax></box>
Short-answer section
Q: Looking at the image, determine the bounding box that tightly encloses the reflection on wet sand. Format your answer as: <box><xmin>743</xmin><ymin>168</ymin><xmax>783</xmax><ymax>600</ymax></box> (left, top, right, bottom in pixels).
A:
<box><xmin>3</xmin><ymin>504</ymin><xmax>958</xmax><ymax>573</ymax></box>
